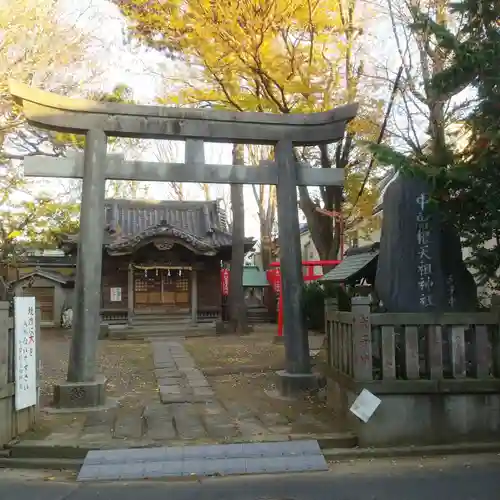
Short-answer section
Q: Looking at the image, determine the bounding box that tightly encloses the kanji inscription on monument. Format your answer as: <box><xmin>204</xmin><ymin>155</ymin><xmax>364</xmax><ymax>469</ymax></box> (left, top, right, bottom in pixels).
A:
<box><xmin>14</xmin><ymin>296</ymin><xmax>37</xmax><ymax>410</ymax></box>
<box><xmin>416</xmin><ymin>193</ymin><xmax>434</xmax><ymax>308</ymax></box>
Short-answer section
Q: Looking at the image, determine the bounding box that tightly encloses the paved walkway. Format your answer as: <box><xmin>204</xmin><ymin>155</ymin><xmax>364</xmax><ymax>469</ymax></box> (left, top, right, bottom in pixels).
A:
<box><xmin>27</xmin><ymin>336</ymin><xmax>337</xmax><ymax>449</ymax></box>
<box><xmin>152</xmin><ymin>340</ymin><xmax>215</xmax><ymax>403</ymax></box>
<box><xmin>147</xmin><ymin>339</ymin><xmax>293</xmax><ymax>443</ymax></box>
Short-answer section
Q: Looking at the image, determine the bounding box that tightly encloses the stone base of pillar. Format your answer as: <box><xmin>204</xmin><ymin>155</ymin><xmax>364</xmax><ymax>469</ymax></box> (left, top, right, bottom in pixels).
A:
<box><xmin>275</xmin><ymin>370</ymin><xmax>319</xmax><ymax>397</ymax></box>
<box><xmin>53</xmin><ymin>375</ymin><xmax>107</xmax><ymax>409</ymax></box>
<box><xmin>215</xmin><ymin>320</ymin><xmax>227</xmax><ymax>335</ymax></box>
<box><xmin>272</xmin><ymin>335</ymin><xmax>284</xmax><ymax>344</ymax></box>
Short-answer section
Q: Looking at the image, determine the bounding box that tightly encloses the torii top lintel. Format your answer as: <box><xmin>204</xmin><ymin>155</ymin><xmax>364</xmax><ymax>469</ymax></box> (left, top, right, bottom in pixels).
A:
<box><xmin>9</xmin><ymin>80</ymin><xmax>358</xmax><ymax>146</ymax></box>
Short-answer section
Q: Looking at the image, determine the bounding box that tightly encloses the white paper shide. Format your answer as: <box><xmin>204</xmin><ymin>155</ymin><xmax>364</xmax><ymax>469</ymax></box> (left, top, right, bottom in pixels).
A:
<box><xmin>14</xmin><ymin>296</ymin><xmax>37</xmax><ymax>410</ymax></box>
<box><xmin>350</xmin><ymin>388</ymin><xmax>381</xmax><ymax>423</ymax></box>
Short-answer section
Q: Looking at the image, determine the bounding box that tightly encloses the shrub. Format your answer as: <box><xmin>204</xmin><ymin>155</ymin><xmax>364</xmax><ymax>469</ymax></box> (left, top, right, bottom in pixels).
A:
<box><xmin>302</xmin><ymin>281</ymin><xmax>351</xmax><ymax>331</ymax></box>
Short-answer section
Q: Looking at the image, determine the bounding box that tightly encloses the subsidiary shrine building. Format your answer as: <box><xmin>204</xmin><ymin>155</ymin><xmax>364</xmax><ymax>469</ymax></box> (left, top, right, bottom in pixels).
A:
<box><xmin>11</xmin><ymin>199</ymin><xmax>254</xmax><ymax>327</ymax></box>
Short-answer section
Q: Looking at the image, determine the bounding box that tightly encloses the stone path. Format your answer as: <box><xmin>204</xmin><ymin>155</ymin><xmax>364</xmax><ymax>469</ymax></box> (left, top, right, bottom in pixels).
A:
<box><xmin>149</xmin><ymin>340</ymin><xmax>244</xmax><ymax>442</ymax></box>
<box><xmin>151</xmin><ymin>340</ymin><xmax>215</xmax><ymax>403</ymax></box>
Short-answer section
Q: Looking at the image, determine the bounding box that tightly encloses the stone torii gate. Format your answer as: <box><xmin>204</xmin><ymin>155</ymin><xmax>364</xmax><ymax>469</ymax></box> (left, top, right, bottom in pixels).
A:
<box><xmin>10</xmin><ymin>80</ymin><xmax>358</xmax><ymax>407</ymax></box>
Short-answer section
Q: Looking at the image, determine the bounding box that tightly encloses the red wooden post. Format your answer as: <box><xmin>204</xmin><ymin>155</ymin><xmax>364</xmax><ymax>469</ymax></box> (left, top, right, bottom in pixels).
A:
<box><xmin>269</xmin><ymin>260</ymin><xmax>340</xmax><ymax>338</ymax></box>
<box><xmin>277</xmin><ymin>293</ymin><xmax>283</xmax><ymax>337</ymax></box>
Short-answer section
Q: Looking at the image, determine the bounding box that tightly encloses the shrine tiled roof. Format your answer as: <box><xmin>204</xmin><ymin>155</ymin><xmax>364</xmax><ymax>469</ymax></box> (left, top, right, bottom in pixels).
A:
<box><xmin>60</xmin><ymin>199</ymin><xmax>254</xmax><ymax>255</ymax></box>
<box><xmin>320</xmin><ymin>243</ymin><xmax>379</xmax><ymax>283</ymax></box>
<box><xmin>104</xmin><ymin>199</ymin><xmax>228</xmax><ymax>238</ymax></box>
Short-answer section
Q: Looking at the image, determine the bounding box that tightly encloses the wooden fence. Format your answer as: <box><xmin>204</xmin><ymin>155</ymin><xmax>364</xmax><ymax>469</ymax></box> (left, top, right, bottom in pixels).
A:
<box><xmin>324</xmin><ymin>296</ymin><xmax>500</xmax><ymax>393</ymax></box>
<box><xmin>0</xmin><ymin>301</ymin><xmax>40</xmax><ymax>446</ymax></box>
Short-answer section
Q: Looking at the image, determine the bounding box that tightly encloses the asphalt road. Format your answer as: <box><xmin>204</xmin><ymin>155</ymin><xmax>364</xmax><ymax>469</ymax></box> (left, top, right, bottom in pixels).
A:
<box><xmin>0</xmin><ymin>454</ymin><xmax>499</xmax><ymax>500</ymax></box>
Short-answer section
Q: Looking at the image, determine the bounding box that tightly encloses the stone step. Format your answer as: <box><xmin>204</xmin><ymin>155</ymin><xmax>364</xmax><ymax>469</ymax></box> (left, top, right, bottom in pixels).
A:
<box><xmin>109</xmin><ymin>327</ymin><xmax>215</xmax><ymax>340</ymax></box>
<box><xmin>132</xmin><ymin>314</ymin><xmax>191</xmax><ymax>323</ymax></box>
<box><xmin>132</xmin><ymin>318</ymin><xmax>192</xmax><ymax>326</ymax></box>
<box><xmin>109</xmin><ymin>322</ymin><xmax>203</xmax><ymax>332</ymax></box>
<box><xmin>131</xmin><ymin>313</ymin><xmax>270</xmax><ymax>325</ymax></box>
<box><xmin>247</xmin><ymin>317</ymin><xmax>271</xmax><ymax>323</ymax></box>
<box><xmin>133</xmin><ymin>331</ymin><xmax>212</xmax><ymax>339</ymax></box>
<box><xmin>131</xmin><ymin>322</ymin><xmax>217</xmax><ymax>330</ymax></box>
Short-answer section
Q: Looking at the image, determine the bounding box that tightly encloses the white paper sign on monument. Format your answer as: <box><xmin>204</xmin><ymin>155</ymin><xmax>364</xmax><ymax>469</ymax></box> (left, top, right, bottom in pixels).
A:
<box><xmin>110</xmin><ymin>287</ymin><xmax>122</xmax><ymax>302</ymax></box>
<box><xmin>350</xmin><ymin>388</ymin><xmax>381</xmax><ymax>423</ymax></box>
<box><xmin>14</xmin><ymin>296</ymin><xmax>37</xmax><ymax>410</ymax></box>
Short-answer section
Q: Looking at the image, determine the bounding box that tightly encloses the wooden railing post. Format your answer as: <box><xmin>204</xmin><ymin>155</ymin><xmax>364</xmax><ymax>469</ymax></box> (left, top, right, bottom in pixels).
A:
<box><xmin>427</xmin><ymin>324</ymin><xmax>444</xmax><ymax>379</ymax></box>
<box><xmin>325</xmin><ymin>298</ymin><xmax>338</xmax><ymax>368</ymax></box>
<box><xmin>351</xmin><ymin>297</ymin><xmax>373</xmax><ymax>381</ymax></box>
<box><xmin>491</xmin><ymin>296</ymin><xmax>500</xmax><ymax>377</ymax></box>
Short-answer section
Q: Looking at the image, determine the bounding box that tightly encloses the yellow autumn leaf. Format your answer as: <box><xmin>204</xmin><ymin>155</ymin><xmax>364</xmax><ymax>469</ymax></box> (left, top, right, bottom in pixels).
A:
<box><xmin>7</xmin><ymin>230</ymin><xmax>22</xmax><ymax>240</ymax></box>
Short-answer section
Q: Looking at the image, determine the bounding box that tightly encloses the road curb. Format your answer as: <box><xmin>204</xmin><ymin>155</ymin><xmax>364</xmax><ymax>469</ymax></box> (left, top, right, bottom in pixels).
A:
<box><xmin>323</xmin><ymin>441</ymin><xmax>500</xmax><ymax>460</ymax></box>
<box><xmin>4</xmin><ymin>440</ymin><xmax>499</xmax><ymax>471</ymax></box>
<box><xmin>5</xmin><ymin>434</ymin><xmax>358</xmax><ymax>461</ymax></box>
<box><xmin>7</xmin><ymin>443</ymin><xmax>95</xmax><ymax>460</ymax></box>
<box><xmin>0</xmin><ymin>457</ymin><xmax>83</xmax><ymax>471</ymax></box>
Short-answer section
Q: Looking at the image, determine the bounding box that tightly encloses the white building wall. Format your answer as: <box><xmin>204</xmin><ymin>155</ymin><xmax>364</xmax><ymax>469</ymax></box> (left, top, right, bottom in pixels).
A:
<box><xmin>300</xmin><ymin>231</ymin><xmax>323</xmax><ymax>277</ymax></box>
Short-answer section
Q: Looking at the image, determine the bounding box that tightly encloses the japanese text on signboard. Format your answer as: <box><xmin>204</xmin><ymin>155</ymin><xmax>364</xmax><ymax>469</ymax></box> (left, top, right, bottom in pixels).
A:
<box><xmin>220</xmin><ymin>268</ymin><xmax>229</xmax><ymax>296</ymax></box>
<box><xmin>14</xmin><ymin>296</ymin><xmax>37</xmax><ymax>410</ymax></box>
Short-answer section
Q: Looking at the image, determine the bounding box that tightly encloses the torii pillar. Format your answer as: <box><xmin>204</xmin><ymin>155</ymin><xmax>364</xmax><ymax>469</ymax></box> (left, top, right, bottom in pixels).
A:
<box><xmin>57</xmin><ymin>130</ymin><xmax>108</xmax><ymax>408</ymax></box>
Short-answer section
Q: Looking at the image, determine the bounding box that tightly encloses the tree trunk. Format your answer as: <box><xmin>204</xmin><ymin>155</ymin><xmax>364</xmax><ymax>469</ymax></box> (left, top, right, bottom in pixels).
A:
<box><xmin>228</xmin><ymin>145</ymin><xmax>250</xmax><ymax>334</ymax></box>
<box><xmin>251</xmin><ymin>182</ymin><xmax>277</xmax><ymax>271</ymax></box>
<box><xmin>298</xmin><ymin>143</ymin><xmax>344</xmax><ymax>273</ymax></box>
<box><xmin>260</xmin><ymin>233</ymin><xmax>272</xmax><ymax>271</ymax></box>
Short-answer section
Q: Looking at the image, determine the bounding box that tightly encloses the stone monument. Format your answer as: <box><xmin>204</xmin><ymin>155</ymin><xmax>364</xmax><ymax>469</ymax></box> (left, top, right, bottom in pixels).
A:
<box><xmin>375</xmin><ymin>173</ymin><xmax>477</xmax><ymax>312</ymax></box>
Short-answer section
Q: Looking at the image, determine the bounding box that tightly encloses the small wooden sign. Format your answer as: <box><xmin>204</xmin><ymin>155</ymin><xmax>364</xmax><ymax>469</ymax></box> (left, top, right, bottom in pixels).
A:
<box><xmin>110</xmin><ymin>287</ymin><xmax>122</xmax><ymax>302</ymax></box>
<box><xmin>220</xmin><ymin>269</ymin><xmax>229</xmax><ymax>296</ymax></box>
<box><xmin>14</xmin><ymin>296</ymin><xmax>37</xmax><ymax>410</ymax></box>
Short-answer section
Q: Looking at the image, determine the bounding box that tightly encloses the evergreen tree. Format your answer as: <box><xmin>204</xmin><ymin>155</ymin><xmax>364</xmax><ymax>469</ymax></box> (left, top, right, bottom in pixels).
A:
<box><xmin>428</xmin><ymin>0</ymin><xmax>500</xmax><ymax>287</ymax></box>
<box><xmin>371</xmin><ymin>1</ymin><xmax>500</xmax><ymax>289</ymax></box>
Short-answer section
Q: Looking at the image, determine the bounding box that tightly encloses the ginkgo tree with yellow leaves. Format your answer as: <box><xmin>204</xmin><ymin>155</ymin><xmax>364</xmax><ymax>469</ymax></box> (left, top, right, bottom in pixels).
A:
<box><xmin>115</xmin><ymin>0</ymin><xmax>386</xmax><ymax>268</ymax></box>
<box><xmin>0</xmin><ymin>0</ymin><xmax>101</xmax><ymax>283</ymax></box>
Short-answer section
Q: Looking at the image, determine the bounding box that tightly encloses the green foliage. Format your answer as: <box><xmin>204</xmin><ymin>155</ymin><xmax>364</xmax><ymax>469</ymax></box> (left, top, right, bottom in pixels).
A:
<box><xmin>431</xmin><ymin>0</ymin><xmax>500</xmax><ymax>287</ymax></box>
<box><xmin>368</xmin><ymin>0</ymin><xmax>500</xmax><ymax>288</ymax></box>
<box><xmin>302</xmin><ymin>281</ymin><xmax>351</xmax><ymax>331</ymax></box>
<box><xmin>0</xmin><ymin>171</ymin><xmax>80</xmax><ymax>263</ymax></box>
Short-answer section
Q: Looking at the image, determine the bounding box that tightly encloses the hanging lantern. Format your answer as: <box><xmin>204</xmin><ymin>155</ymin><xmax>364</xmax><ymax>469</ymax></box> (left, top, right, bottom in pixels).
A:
<box><xmin>144</xmin><ymin>269</ymin><xmax>147</xmax><ymax>278</ymax></box>
<box><xmin>167</xmin><ymin>269</ymin><xmax>171</xmax><ymax>277</ymax></box>
<box><xmin>179</xmin><ymin>269</ymin><xmax>182</xmax><ymax>277</ymax></box>
<box><xmin>156</xmin><ymin>268</ymin><xmax>159</xmax><ymax>277</ymax></box>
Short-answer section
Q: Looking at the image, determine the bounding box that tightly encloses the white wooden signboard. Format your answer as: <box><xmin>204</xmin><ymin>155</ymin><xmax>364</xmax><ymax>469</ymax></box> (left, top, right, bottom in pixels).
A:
<box><xmin>110</xmin><ymin>287</ymin><xmax>122</xmax><ymax>302</ymax></box>
<box><xmin>14</xmin><ymin>296</ymin><xmax>37</xmax><ymax>410</ymax></box>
